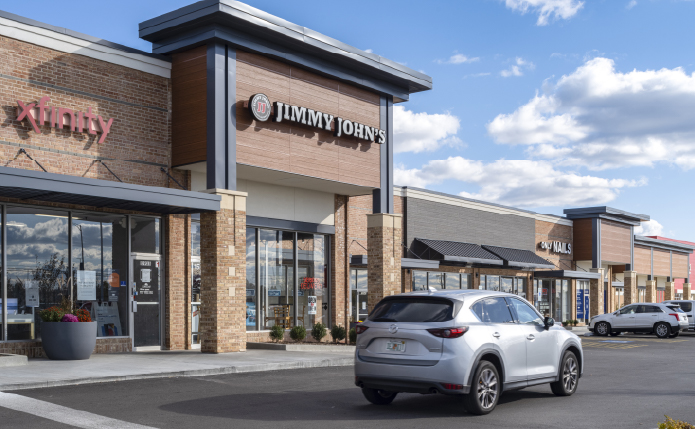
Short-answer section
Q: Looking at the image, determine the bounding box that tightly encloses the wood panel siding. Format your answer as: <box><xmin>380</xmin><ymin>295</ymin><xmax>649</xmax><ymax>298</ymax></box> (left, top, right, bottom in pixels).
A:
<box><xmin>634</xmin><ymin>245</ymin><xmax>651</xmax><ymax>275</ymax></box>
<box><xmin>600</xmin><ymin>220</ymin><xmax>631</xmax><ymax>264</ymax></box>
<box><xmin>673</xmin><ymin>252</ymin><xmax>689</xmax><ymax>279</ymax></box>
<box><xmin>172</xmin><ymin>46</ymin><xmax>207</xmax><ymax>167</ymax></box>
<box><xmin>235</xmin><ymin>51</ymin><xmax>381</xmax><ymax>188</ymax></box>
<box><xmin>573</xmin><ymin>218</ymin><xmax>593</xmax><ymax>261</ymax></box>
<box><xmin>653</xmin><ymin>249</ymin><xmax>671</xmax><ymax>277</ymax></box>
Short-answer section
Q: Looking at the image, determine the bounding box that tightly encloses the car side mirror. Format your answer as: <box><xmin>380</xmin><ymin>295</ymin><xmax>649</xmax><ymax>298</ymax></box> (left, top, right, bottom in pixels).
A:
<box><xmin>544</xmin><ymin>317</ymin><xmax>554</xmax><ymax>330</ymax></box>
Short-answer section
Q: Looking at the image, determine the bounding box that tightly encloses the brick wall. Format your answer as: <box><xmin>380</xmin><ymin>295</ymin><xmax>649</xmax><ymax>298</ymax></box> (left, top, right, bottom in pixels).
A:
<box><xmin>332</xmin><ymin>195</ymin><xmax>349</xmax><ymax>329</ymax></box>
<box><xmin>165</xmin><ymin>214</ymin><xmax>190</xmax><ymax>350</ymax></box>
<box><xmin>535</xmin><ymin>219</ymin><xmax>574</xmax><ymax>270</ymax></box>
<box><xmin>1</xmin><ymin>338</ymin><xmax>132</xmax><ymax>358</ymax></box>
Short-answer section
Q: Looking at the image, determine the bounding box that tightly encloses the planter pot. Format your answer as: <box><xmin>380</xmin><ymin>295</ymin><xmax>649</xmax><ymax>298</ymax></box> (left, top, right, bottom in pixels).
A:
<box><xmin>41</xmin><ymin>322</ymin><xmax>97</xmax><ymax>360</ymax></box>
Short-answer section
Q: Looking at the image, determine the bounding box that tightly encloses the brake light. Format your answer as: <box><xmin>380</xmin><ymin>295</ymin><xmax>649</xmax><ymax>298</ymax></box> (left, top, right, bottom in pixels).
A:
<box><xmin>670</xmin><ymin>313</ymin><xmax>680</xmax><ymax>321</ymax></box>
<box><xmin>442</xmin><ymin>383</ymin><xmax>464</xmax><ymax>390</ymax></box>
<box><xmin>355</xmin><ymin>325</ymin><xmax>369</xmax><ymax>334</ymax></box>
<box><xmin>427</xmin><ymin>327</ymin><xmax>469</xmax><ymax>338</ymax></box>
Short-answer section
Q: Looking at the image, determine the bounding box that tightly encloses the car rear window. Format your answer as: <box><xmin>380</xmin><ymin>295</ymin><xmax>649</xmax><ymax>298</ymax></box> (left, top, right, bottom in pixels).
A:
<box><xmin>679</xmin><ymin>302</ymin><xmax>693</xmax><ymax>312</ymax></box>
<box><xmin>666</xmin><ymin>305</ymin><xmax>685</xmax><ymax>313</ymax></box>
<box><xmin>368</xmin><ymin>297</ymin><xmax>459</xmax><ymax>323</ymax></box>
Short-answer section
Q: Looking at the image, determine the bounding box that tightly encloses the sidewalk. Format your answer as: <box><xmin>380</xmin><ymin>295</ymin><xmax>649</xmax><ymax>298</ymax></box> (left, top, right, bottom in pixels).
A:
<box><xmin>0</xmin><ymin>349</ymin><xmax>354</xmax><ymax>392</ymax></box>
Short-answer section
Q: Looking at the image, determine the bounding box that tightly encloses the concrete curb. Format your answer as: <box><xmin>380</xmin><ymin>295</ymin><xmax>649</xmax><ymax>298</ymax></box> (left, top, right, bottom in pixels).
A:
<box><xmin>0</xmin><ymin>354</ymin><xmax>28</xmax><ymax>368</ymax></box>
<box><xmin>0</xmin><ymin>356</ymin><xmax>354</xmax><ymax>392</ymax></box>
<box><xmin>247</xmin><ymin>342</ymin><xmax>356</xmax><ymax>352</ymax></box>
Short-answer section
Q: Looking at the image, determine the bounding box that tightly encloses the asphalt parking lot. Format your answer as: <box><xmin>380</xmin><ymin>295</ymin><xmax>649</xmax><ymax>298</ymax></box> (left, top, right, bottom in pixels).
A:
<box><xmin>2</xmin><ymin>332</ymin><xmax>695</xmax><ymax>429</ymax></box>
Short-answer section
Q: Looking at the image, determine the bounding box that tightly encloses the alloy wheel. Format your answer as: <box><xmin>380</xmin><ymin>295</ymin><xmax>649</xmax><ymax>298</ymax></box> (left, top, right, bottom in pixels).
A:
<box><xmin>596</xmin><ymin>322</ymin><xmax>608</xmax><ymax>335</ymax></box>
<box><xmin>563</xmin><ymin>357</ymin><xmax>578</xmax><ymax>392</ymax></box>
<box><xmin>656</xmin><ymin>324</ymin><xmax>668</xmax><ymax>337</ymax></box>
<box><xmin>477</xmin><ymin>368</ymin><xmax>498</xmax><ymax>409</ymax></box>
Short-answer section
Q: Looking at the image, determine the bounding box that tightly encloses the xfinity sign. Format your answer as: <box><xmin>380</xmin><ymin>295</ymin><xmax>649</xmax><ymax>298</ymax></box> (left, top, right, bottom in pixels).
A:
<box><xmin>539</xmin><ymin>241</ymin><xmax>572</xmax><ymax>255</ymax></box>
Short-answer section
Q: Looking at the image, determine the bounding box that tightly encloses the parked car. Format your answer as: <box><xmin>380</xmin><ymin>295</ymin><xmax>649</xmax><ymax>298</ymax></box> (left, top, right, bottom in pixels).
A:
<box><xmin>354</xmin><ymin>289</ymin><xmax>583</xmax><ymax>415</ymax></box>
<box><xmin>589</xmin><ymin>303</ymin><xmax>688</xmax><ymax>338</ymax></box>
<box><xmin>662</xmin><ymin>300</ymin><xmax>695</xmax><ymax>331</ymax></box>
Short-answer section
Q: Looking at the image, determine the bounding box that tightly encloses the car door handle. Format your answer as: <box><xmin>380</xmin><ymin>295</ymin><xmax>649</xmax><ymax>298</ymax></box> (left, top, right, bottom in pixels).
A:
<box><xmin>652</xmin><ymin>315</ymin><xmax>658</xmax><ymax>317</ymax></box>
<box><xmin>527</xmin><ymin>334</ymin><xmax>535</xmax><ymax>340</ymax></box>
<box><xmin>492</xmin><ymin>332</ymin><xmax>500</xmax><ymax>338</ymax></box>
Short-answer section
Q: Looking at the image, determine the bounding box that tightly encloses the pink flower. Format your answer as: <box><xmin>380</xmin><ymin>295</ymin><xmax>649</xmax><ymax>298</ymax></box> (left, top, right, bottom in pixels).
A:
<box><xmin>61</xmin><ymin>314</ymin><xmax>79</xmax><ymax>323</ymax></box>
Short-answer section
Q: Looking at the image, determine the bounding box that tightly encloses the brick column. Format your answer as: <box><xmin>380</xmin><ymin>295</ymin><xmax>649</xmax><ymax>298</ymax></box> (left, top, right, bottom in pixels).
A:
<box><xmin>570</xmin><ymin>279</ymin><xmax>577</xmax><ymax>320</ymax></box>
<box><xmin>589</xmin><ymin>268</ymin><xmax>605</xmax><ymax>317</ymax></box>
<box><xmin>164</xmin><ymin>214</ymin><xmax>189</xmax><ymax>350</ymax></box>
<box><xmin>683</xmin><ymin>283</ymin><xmax>692</xmax><ymax>300</ymax></box>
<box><xmin>646</xmin><ymin>280</ymin><xmax>657</xmax><ymax>303</ymax></box>
<box><xmin>332</xmin><ymin>195</ymin><xmax>349</xmax><ymax>329</ymax></box>
<box><xmin>623</xmin><ymin>271</ymin><xmax>637</xmax><ymax>306</ymax></box>
<box><xmin>367</xmin><ymin>213</ymin><xmax>402</xmax><ymax>314</ymax></box>
<box><xmin>200</xmin><ymin>189</ymin><xmax>247</xmax><ymax>353</ymax></box>
<box><xmin>665</xmin><ymin>282</ymin><xmax>676</xmax><ymax>301</ymax></box>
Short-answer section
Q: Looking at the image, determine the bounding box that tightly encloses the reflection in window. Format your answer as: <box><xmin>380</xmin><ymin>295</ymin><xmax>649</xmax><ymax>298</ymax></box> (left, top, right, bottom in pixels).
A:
<box><xmin>131</xmin><ymin>216</ymin><xmax>160</xmax><ymax>254</ymax></box>
<box><xmin>412</xmin><ymin>271</ymin><xmax>427</xmax><ymax>291</ymax></box>
<box><xmin>445</xmin><ymin>273</ymin><xmax>461</xmax><ymax>289</ymax></box>
<box><xmin>351</xmin><ymin>269</ymin><xmax>368</xmax><ymax>323</ymax></box>
<box><xmin>245</xmin><ymin>228</ymin><xmax>256</xmax><ymax>331</ymax></box>
<box><xmin>428</xmin><ymin>272</ymin><xmax>444</xmax><ymax>289</ymax></box>
<box><xmin>6</xmin><ymin>208</ymin><xmax>69</xmax><ymax>340</ymax></box>
<box><xmin>259</xmin><ymin>230</ymin><xmax>295</xmax><ymax>330</ymax></box>
<box><xmin>486</xmin><ymin>276</ymin><xmax>500</xmax><ymax>292</ymax></box>
<box><xmin>501</xmin><ymin>277</ymin><xmax>513</xmax><ymax>294</ymax></box>
<box><xmin>297</xmin><ymin>233</ymin><xmax>327</xmax><ymax>330</ymax></box>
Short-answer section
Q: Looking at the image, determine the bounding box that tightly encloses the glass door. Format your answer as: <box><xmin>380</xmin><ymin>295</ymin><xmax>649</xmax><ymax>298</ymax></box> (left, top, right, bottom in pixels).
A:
<box><xmin>191</xmin><ymin>257</ymin><xmax>201</xmax><ymax>345</ymax></box>
<box><xmin>350</xmin><ymin>269</ymin><xmax>368</xmax><ymax>324</ymax></box>
<box><xmin>131</xmin><ymin>256</ymin><xmax>161</xmax><ymax>348</ymax></box>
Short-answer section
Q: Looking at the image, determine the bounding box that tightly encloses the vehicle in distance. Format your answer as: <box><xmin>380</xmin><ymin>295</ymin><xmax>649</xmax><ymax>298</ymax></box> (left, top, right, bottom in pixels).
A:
<box><xmin>662</xmin><ymin>300</ymin><xmax>695</xmax><ymax>331</ymax></box>
<box><xmin>589</xmin><ymin>303</ymin><xmax>688</xmax><ymax>338</ymax></box>
<box><xmin>354</xmin><ymin>289</ymin><xmax>583</xmax><ymax>415</ymax></box>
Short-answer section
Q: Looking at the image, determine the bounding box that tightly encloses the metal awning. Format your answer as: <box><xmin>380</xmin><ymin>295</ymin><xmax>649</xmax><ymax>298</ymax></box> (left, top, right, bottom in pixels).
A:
<box><xmin>481</xmin><ymin>245</ymin><xmax>555</xmax><ymax>270</ymax></box>
<box><xmin>0</xmin><ymin>166</ymin><xmax>220</xmax><ymax>214</ymax></box>
<box><xmin>411</xmin><ymin>238</ymin><xmax>504</xmax><ymax>266</ymax></box>
<box><xmin>537</xmin><ymin>270</ymin><xmax>602</xmax><ymax>280</ymax></box>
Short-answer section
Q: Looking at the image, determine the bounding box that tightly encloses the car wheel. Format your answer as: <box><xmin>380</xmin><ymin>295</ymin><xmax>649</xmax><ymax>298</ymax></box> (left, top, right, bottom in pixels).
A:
<box><xmin>463</xmin><ymin>360</ymin><xmax>500</xmax><ymax>415</ymax></box>
<box><xmin>654</xmin><ymin>322</ymin><xmax>670</xmax><ymax>339</ymax></box>
<box><xmin>361</xmin><ymin>388</ymin><xmax>397</xmax><ymax>405</ymax></box>
<box><xmin>669</xmin><ymin>332</ymin><xmax>680</xmax><ymax>338</ymax></box>
<box><xmin>550</xmin><ymin>351</ymin><xmax>579</xmax><ymax>396</ymax></box>
<box><xmin>609</xmin><ymin>332</ymin><xmax>621</xmax><ymax>337</ymax></box>
<box><xmin>595</xmin><ymin>321</ymin><xmax>610</xmax><ymax>336</ymax></box>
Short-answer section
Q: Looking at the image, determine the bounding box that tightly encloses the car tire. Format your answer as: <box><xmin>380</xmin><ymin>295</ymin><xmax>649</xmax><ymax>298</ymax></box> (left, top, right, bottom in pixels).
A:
<box><xmin>654</xmin><ymin>322</ymin><xmax>670</xmax><ymax>339</ymax></box>
<box><xmin>463</xmin><ymin>360</ymin><xmax>500</xmax><ymax>415</ymax></box>
<box><xmin>361</xmin><ymin>388</ymin><xmax>397</xmax><ymax>405</ymax></box>
<box><xmin>550</xmin><ymin>351</ymin><xmax>579</xmax><ymax>397</ymax></box>
<box><xmin>609</xmin><ymin>332</ymin><xmax>620</xmax><ymax>337</ymax></box>
<box><xmin>669</xmin><ymin>332</ymin><xmax>680</xmax><ymax>338</ymax></box>
<box><xmin>595</xmin><ymin>322</ymin><xmax>610</xmax><ymax>336</ymax></box>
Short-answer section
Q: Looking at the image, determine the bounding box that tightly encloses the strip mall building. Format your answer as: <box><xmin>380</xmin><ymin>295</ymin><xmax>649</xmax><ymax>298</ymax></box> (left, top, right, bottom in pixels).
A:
<box><xmin>0</xmin><ymin>1</ymin><xmax>692</xmax><ymax>357</ymax></box>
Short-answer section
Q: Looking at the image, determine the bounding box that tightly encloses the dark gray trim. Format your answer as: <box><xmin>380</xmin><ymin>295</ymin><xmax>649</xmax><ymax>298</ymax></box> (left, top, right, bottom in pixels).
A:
<box><xmin>207</xmin><ymin>42</ymin><xmax>226</xmax><ymax>189</ymax></box>
<box><xmin>401</xmin><ymin>258</ymin><xmax>440</xmax><ymax>270</ymax></box>
<box><xmin>443</xmin><ymin>255</ymin><xmax>504</xmax><ymax>266</ymax></box>
<box><xmin>0</xmin><ymin>10</ymin><xmax>170</xmax><ymax>61</ymax></box>
<box><xmin>564</xmin><ymin>206</ymin><xmax>649</xmax><ymax>222</ymax></box>
<box><xmin>592</xmin><ymin>217</ymin><xmax>601</xmax><ymax>268</ymax></box>
<box><xmin>536</xmin><ymin>270</ymin><xmax>602</xmax><ymax>280</ymax></box>
<box><xmin>634</xmin><ymin>236</ymin><xmax>695</xmax><ymax>252</ymax></box>
<box><xmin>0</xmin><ymin>73</ymin><xmax>169</xmax><ymax>112</ymax></box>
<box><xmin>0</xmin><ymin>166</ymin><xmax>220</xmax><ymax>214</ymax></box>
<box><xmin>350</xmin><ymin>255</ymin><xmax>368</xmax><ymax>266</ymax></box>
<box><xmin>1</xmin><ymin>204</ymin><xmax>6</xmax><ymax>342</ymax></box>
<box><xmin>373</xmin><ymin>96</ymin><xmax>394</xmax><ymax>213</ymax></box>
<box><xmin>226</xmin><ymin>46</ymin><xmax>237</xmax><ymax>190</ymax></box>
<box><xmin>358</xmin><ymin>355</ymin><xmax>438</xmax><ymax>366</ymax></box>
<box><xmin>246</xmin><ymin>216</ymin><xmax>335</xmax><ymax>235</ymax></box>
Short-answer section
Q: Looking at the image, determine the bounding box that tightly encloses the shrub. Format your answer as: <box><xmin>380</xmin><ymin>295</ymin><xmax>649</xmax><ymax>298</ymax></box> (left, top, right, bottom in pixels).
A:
<box><xmin>572</xmin><ymin>320</ymin><xmax>579</xmax><ymax>327</ymax></box>
<box><xmin>331</xmin><ymin>325</ymin><xmax>347</xmax><ymax>343</ymax></box>
<box><xmin>269</xmin><ymin>325</ymin><xmax>284</xmax><ymax>343</ymax></box>
<box><xmin>311</xmin><ymin>323</ymin><xmax>327</xmax><ymax>342</ymax></box>
<box><xmin>349</xmin><ymin>327</ymin><xmax>357</xmax><ymax>344</ymax></box>
<box><xmin>39</xmin><ymin>306</ymin><xmax>65</xmax><ymax>322</ymax></box>
<box><xmin>74</xmin><ymin>308</ymin><xmax>92</xmax><ymax>322</ymax></box>
<box><xmin>658</xmin><ymin>416</ymin><xmax>695</xmax><ymax>429</ymax></box>
<box><xmin>290</xmin><ymin>325</ymin><xmax>307</xmax><ymax>342</ymax></box>
<box><xmin>61</xmin><ymin>314</ymin><xmax>79</xmax><ymax>322</ymax></box>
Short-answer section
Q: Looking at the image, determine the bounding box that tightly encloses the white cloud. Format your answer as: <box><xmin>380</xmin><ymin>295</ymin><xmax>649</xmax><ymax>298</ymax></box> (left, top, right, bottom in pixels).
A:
<box><xmin>500</xmin><ymin>57</ymin><xmax>535</xmax><ymax>77</ymax></box>
<box><xmin>364</xmin><ymin>49</ymin><xmax>373</xmax><ymax>54</ymax></box>
<box><xmin>635</xmin><ymin>219</ymin><xmax>663</xmax><ymax>236</ymax></box>
<box><xmin>463</xmin><ymin>72</ymin><xmax>492</xmax><ymax>79</ymax></box>
<box><xmin>626</xmin><ymin>0</ymin><xmax>637</xmax><ymax>10</ymax></box>
<box><xmin>393</xmin><ymin>106</ymin><xmax>461</xmax><ymax>153</ymax></box>
<box><xmin>394</xmin><ymin>157</ymin><xmax>644</xmax><ymax>208</ymax></box>
<box><xmin>437</xmin><ymin>53</ymin><xmax>480</xmax><ymax>64</ymax></box>
<box><xmin>487</xmin><ymin>57</ymin><xmax>695</xmax><ymax>170</ymax></box>
<box><xmin>504</xmin><ymin>0</ymin><xmax>584</xmax><ymax>26</ymax></box>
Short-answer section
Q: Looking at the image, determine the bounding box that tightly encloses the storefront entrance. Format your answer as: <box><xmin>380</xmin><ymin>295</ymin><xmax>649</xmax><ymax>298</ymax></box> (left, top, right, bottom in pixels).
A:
<box><xmin>132</xmin><ymin>256</ymin><xmax>161</xmax><ymax>348</ymax></box>
<box><xmin>350</xmin><ymin>269</ymin><xmax>368</xmax><ymax>324</ymax></box>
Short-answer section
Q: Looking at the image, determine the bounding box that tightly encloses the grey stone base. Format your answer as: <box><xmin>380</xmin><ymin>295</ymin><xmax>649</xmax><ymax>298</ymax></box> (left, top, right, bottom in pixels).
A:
<box><xmin>0</xmin><ymin>354</ymin><xmax>28</xmax><ymax>367</ymax></box>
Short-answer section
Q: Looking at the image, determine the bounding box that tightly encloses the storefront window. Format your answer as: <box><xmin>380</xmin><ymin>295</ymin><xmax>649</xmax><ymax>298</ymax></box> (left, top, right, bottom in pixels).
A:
<box><xmin>131</xmin><ymin>216</ymin><xmax>160</xmax><ymax>254</ymax></box>
<box><xmin>6</xmin><ymin>207</ymin><xmax>69</xmax><ymax>340</ymax></box>
<box><xmin>486</xmin><ymin>276</ymin><xmax>500</xmax><ymax>292</ymax></box>
<box><xmin>561</xmin><ymin>280</ymin><xmax>571</xmax><ymax>322</ymax></box>
<box><xmin>479</xmin><ymin>275</ymin><xmax>486</xmax><ymax>290</ymax></box>
<box><xmin>614</xmin><ymin>287</ymin><xmax>624</xmax><ymax>311</ymax></box>
<box><xmin>462</xmin><ymin>274</ymin><xmax>470</xmax><ymax>289</ymax></box>
<box><xmin>259</xmin><ymin>230</ymin><xmax>295</xmax><ymax>330</ymax></box>
<box><xmin>350</xmin><ymin>269</ymin><xmax>368</xmax><ymax>324</ymax></box>
<box><xmin>514</xmin><ymin>278</ymin><xmax>527</xmax><ymax>298</ymax></box>
<box><xmin>297</xmin><ymin>233</ymin><xmax>328</xmax><ymax>330</ymax></box>
<box><xmin>245</xmin><ymin>228</ymin><xmax>257</xmax><ymax>331</ymax></box>
<box><xmin>72</xmin><ymin>213</ymin><xmax>128</xmax><ymax>337</ymax></box>
<box><xmin>501</xmin><ymin>277</ymin><xmax>513</xmax><ymax>293</ymax></box>
<box><xmin>445</xmin><ymin>273</ymin><xmax>461</xmax><ymax>289</ymax></box>
<box><xmin>638</xmin><ymin>288</ymin><xmax>646</xmax><ymax>303</ymax></box>
<box><xmin>191</xmin><ymin>215</ymin><xmax>200</xmax><ymax>257</ymax></box>
<box><xmin>413</xmin><ymin>271</ymin><xmax>427</xmax><ymax>291</ymax></box>
<box><xmin>428</xmin><ymin>272</ymin><xmax>444</xmax><ymax>289</ymax></box>
<box><xmin>191</xmin><ymin>215</ymin><xmax>201</xmax><ymax>343</ymax></box>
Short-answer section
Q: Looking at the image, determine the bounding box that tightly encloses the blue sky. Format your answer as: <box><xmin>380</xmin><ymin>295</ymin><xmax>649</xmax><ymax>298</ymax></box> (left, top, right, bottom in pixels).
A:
<box><xmin>6</xmin><ymin>0</ymin><xmax>695</xmax><ymax>239</ymax></box>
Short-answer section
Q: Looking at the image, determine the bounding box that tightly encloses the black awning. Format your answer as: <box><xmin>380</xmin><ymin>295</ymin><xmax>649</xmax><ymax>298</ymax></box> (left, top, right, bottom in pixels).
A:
<box><xmin>412</xmin><ymin>238</ymin><xmax>504</xmax><ymax>266</ymax></box>
<box><xmin>482</xmin><ymin>245</ymin><xmax>555</xmax><ymax>270</ymax></box>
<box><xmin>535</xmin><ymin>270</ymin><xmax>602</xmax><ymax>280</ymax></box>
<box><xmin>0</xmin><ymin>166</ymin><xmax>220</xmax><ymax>214</ymax></box>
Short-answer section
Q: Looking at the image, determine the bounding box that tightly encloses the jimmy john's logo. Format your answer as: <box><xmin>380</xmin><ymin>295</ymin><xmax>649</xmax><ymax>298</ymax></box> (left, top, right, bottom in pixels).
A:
<box><xmin>246</xmin><ymin>93</ymin><xmax>385</xmax><ymax>144</ymax></box>
<box><xmin>249</xmin><ymin>93</ymin><xmax>271</xmax><ymax>122</ymax></box>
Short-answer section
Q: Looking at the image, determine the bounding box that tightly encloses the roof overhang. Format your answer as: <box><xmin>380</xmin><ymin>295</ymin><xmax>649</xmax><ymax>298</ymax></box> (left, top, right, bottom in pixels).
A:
<box><xmin>348</xmin><ymin>256</ymin><xmax>440</xmax><ymax>270</ymax></box>
<box><xmin>563</xmin><ymin>206</ymin><xmax>649</xmax><ymax>226</ymax></box>
<box><xmin>481</xmin><ymin>245</ymin><xmax>556</xmax><ymax>270</ymax></box>
<box><xmin>139</xmin><ymin>0</ymin><xmax>432</xmax><ymax>102</ymax></box>
<box><xmin>535</xmin><ymin>270</ymin><xmax>602</xmax><ymax>280</ymax></box>
<box><xmin>634</xmin><ymin>236</ymin><xmax>695</xmax><ymax>253</ymax></box>
<box><xmin>0</xmin><ymin>166</ymin><xmax>220</xmax><ymax>214</ymax></box>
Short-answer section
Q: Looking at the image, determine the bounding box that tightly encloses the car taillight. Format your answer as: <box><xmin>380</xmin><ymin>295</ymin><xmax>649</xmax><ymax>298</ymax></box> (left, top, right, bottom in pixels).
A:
<box><xmin>442</xmin><ymin>383</ymin><xmax>464</xmax><ymax>390</ymax></box>
<box><xmin>355</xmin><ymin>325</ymin><xmax>369</xmax><ymax>334</ymax></box>
<box><xmin>427</xmin><ymin>327</ymin><xmax>468</xmax><ymax>338</ymax></box>
<box><xmin>670</xmin><ymin>313</ymin><xmax>680</xmax><ymax>321</ymax></box>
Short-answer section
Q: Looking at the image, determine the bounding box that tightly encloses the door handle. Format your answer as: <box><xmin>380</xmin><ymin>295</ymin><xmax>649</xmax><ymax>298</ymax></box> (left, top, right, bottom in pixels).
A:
<box><xmin>652</xmin><ymin>315</ymin><xmax>658</xmax><ymax>317</ymax></box>
<box><xmin>527</xmin><ymin>334</ymin><xmax>535</xmax><ymax>340</ymax></box>
<box><xmin>492</xmin><ymin>332</ymin><xmax>500</xmax><ymax>338</ymax></box>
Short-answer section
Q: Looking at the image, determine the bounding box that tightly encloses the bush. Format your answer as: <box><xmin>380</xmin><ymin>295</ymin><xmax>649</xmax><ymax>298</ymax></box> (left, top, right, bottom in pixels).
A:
<box><xmin>311</xmin><ymin>323</ymin><xmax>327</xmax><ymax>342</ymax></box>
<box><xmin>331</xmin><ymin>325</ymin><xmax>347</xmax><ymax>343</ymax></box>
<box><xmin>349</xmin><ymin>328</ymin><xmax>357</xmax><ymax>344</ymax></box>
<box><xmin>39</xmin><ymin>306</ymin><xmax>65</xmax><ymax>322</ymax></box>
<box><xmin>572</xmin><ymin>320</ymin><xmax>579</xmax><ymax>327</ymax></box>
<box><xmin>290</xmin><ymin>325</ymin><xmax>307</xmax><ymax>342</ymax></box>
<box><xmin>269</xmin><ymin>325</ymin><xmax>284</xmax><ymax>342</ymax></box>
<box><xmin>659</xmin><ymin>416</ymin><xmax>695</xmax><ymax>429</ymax></box>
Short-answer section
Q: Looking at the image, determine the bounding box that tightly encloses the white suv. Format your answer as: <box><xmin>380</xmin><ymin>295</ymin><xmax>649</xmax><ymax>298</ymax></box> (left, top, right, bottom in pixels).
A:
<box><xmin>662</xmin><ymin>300</ymin><xmax>695</xmax><ymax>331</ymax></box>
<box><xmin>354</xmin><ymin>290</ymin><xmax>583</xmax><ymax>415</ymax></box>
<box><xmin>589</xmin><ymin>303</ymin><xmax>688</xmax><ymax>338</ymax></box>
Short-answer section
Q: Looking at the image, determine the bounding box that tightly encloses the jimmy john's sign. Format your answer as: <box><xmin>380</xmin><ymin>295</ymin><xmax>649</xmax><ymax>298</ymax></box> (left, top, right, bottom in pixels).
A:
<box><xmin>247</xmin><ymin>93</ymin><xmax>385</xmax><ymax>144</ymax></box>
<box><xmin>539</xmin><ymin>241</ymin><xmax>572</xmax><ymax>255</ymax></box>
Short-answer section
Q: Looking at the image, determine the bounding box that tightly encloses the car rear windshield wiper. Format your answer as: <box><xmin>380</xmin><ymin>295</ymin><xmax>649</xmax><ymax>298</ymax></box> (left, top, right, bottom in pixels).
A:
<box><xmin>371</xmin><ymin>317</ymin><xmax>397</xmax><ymax>322</ymax></box>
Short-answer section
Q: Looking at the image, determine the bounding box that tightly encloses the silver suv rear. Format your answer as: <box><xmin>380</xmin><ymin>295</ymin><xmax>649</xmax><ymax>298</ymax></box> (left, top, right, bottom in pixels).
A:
<box><xmin>354</xmin><ymin>289</ymin><xmax>583</xmax><ymax>415</ymax></box>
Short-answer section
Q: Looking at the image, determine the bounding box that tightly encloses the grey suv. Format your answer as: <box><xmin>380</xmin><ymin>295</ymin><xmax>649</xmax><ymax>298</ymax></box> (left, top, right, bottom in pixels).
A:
<box><xmin>354</xmin><ymin>289</ymin><xmax>583</xmax><ymax>415</ymax></box>
<box><xmin>589</xmin><ymin>303</ymin><xmax>688</xmax><ymax>338</ymax></box>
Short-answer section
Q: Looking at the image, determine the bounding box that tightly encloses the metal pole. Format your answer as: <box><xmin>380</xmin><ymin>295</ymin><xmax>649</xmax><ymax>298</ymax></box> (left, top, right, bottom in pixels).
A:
<box><xmin>2</xmin><ymin>205</ymin><xmax>7</xmax><ymax>342</ymax></box>
<box><xmin>100</xmin><ymin>222</ymin><xmax>104</xmax><ymax>302</ymax></box>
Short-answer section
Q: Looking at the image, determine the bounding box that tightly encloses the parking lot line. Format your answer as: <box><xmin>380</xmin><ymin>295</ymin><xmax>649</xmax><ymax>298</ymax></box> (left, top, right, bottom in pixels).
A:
<box><xmin>580</xmin><ymin>342</ymin><xmax>647</xmax><ymax>350</ymax></box>
<box><xmin>582</xmin><ymin>337</ymin><xmax>689</xmax><ymax>343</ymax></box>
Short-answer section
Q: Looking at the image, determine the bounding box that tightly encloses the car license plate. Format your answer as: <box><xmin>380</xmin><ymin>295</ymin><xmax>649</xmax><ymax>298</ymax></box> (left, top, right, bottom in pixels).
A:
<box><xmin>386</xmin><ymin>340</ymin><xmax>406</xmax><ymax>353</ymax></box>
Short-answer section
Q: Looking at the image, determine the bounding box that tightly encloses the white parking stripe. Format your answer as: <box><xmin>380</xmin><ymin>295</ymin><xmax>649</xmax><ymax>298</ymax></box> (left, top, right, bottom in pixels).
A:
<box><xmin>0</xmin><ymin>392</ymin><xmax>157</xmax><ymax>429</ymax></box>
